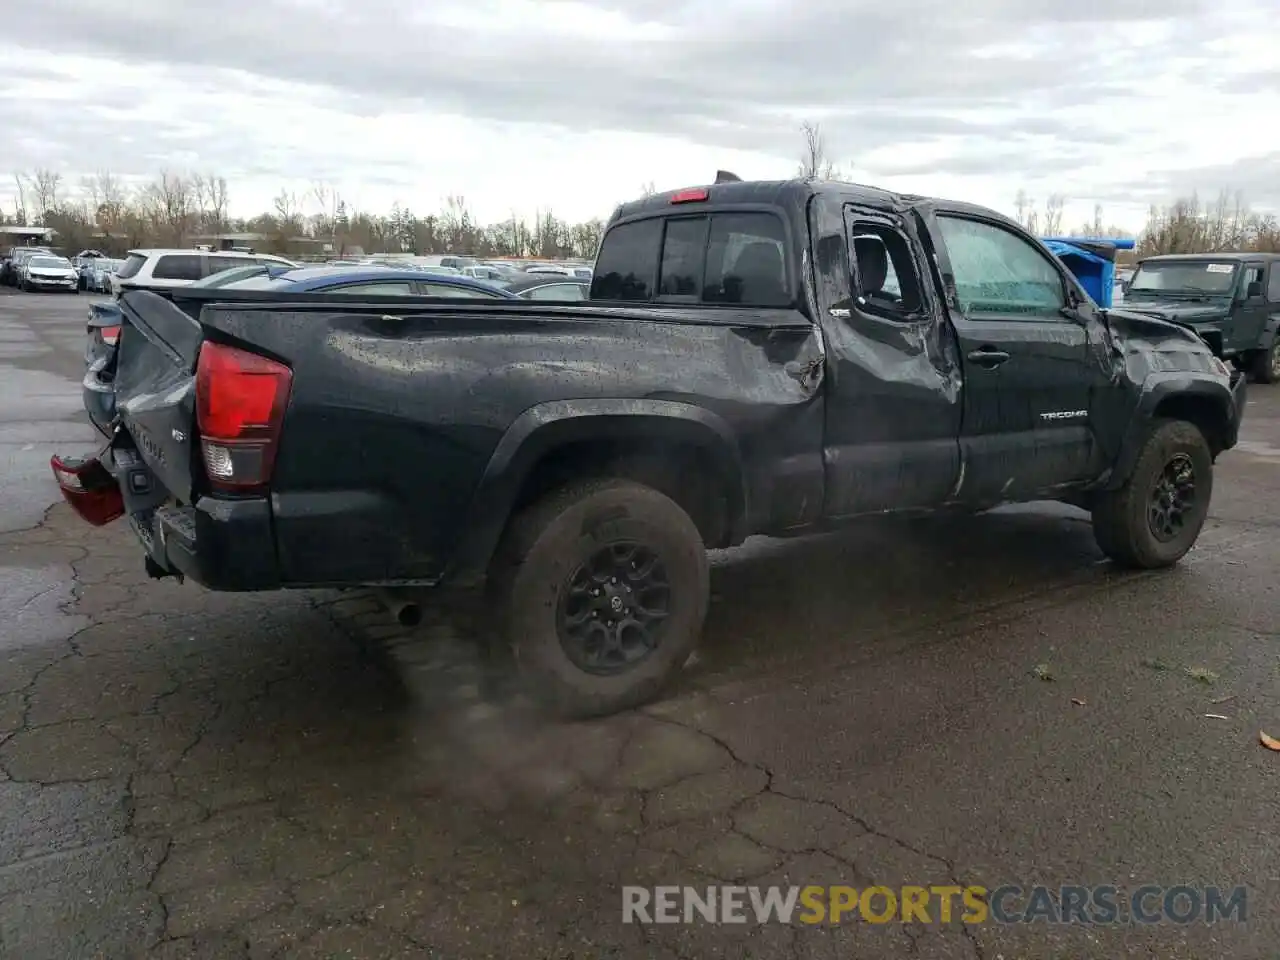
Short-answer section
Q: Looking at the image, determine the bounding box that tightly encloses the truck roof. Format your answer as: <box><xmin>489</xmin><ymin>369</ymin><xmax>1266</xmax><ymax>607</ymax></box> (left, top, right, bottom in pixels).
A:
<box><xmin>610</xmin><ymin>177</ymin><xmax>1017</xmax><ymax>228</ymax></box>
<box><xmin>1140</xmin><ymin>252</ymin><xmax>1280</xmax><ymax>262</ymax></box>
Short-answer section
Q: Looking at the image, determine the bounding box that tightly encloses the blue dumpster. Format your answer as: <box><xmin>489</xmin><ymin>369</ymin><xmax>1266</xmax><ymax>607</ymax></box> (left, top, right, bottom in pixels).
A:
<box><xmin>1041</xmin><ymin>236</ymin><xmax>1136</xmax><ymax>308</ymax></box>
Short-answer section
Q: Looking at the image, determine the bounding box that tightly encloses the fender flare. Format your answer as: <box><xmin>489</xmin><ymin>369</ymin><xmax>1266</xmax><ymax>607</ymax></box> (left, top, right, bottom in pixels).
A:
<box><xmin>446</xmin><ymin>398</ymin><xmax>747</xmax><ymax>584</ymax></box>
<box><xmin>1104</xmin><ymin>375</ymin><xmax>1237</xmax><ymax>490</ymax></box>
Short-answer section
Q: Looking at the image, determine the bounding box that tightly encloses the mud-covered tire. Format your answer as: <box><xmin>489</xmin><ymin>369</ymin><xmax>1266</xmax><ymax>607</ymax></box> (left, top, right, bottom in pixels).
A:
<box><xmin>1250</xmin><ymin>337</ymin><xmax>1280</xmax><ymax>384</ymax></box>
<box><xmin>489</xmin><ymin>478</ymin><xmax>709</xmax><ymax>720</ymax></box>
<box><xmin>1092</xmin><ymin>419</ymin><xmax>1213</xmax><ymax>568</ymax></box>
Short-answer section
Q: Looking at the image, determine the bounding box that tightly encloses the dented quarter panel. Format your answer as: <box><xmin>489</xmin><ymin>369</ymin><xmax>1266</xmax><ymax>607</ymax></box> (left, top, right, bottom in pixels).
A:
<box><xmin>193</xmin><ymin>299</ymin><xmax>825</xmax><ymax>584</ymax></box>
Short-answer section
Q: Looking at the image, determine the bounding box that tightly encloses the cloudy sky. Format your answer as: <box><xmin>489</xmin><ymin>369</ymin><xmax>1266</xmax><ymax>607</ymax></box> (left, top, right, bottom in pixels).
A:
<box><xmin>4</xmin><ymin>0</ymin><xmax>1279</xmax><ymax>231</ymax></box>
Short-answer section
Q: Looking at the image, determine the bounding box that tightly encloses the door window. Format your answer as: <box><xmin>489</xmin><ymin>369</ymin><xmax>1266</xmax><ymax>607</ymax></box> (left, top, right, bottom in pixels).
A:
<box><xmin>936</xmin><ymin>217</ymin><xmax>1066</xmax><ymax>318</ymax></box>
<box><xmin>151</xmin><ymin>254</ymin><xmax>204</xmax><ymax>281</ymax></box>
<box><xmin>420</xmin><ymin>283</ymin><xmax>502</xmax><ymax>298</ymax></box>
<box><xmin>1267</xmin><ymin>264</ymin><xmax>1280</xmax><ymax>303</ymax></box>
<box><xmin>327</xmin><ymin>281</ymin><xmax>415</xmax><ymax>295</ymax></box>
<box><xmin>848</xmin><ymin>221</ymin><xmax>924</xmax><ymax>319</ymax></box>
<box><xmin>1242</xmin><ymin>264</ymin><xmax>1264</xmax><ymax>298</ymax></box>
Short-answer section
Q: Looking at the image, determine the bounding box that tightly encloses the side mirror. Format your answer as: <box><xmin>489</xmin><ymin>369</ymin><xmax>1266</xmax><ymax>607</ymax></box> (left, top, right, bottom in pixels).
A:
<box><xmin>1246</xmin><ymin>280</ymin><xmax>1263</xmax><ymax>299</ymax></box>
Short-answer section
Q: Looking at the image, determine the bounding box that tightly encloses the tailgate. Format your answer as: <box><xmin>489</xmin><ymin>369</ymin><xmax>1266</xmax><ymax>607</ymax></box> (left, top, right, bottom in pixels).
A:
<box><xmin>111</xmin><ymin>290</ymin><xmax>205</xmax><ymax>503</ymax></box>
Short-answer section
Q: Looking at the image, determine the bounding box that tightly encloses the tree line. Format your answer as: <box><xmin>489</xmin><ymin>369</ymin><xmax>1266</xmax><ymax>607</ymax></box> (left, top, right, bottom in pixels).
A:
<box><xmin>2</xmin><ymin>170</ymin><xmax>606</xmax><ymax>260</ymax></box>
<box><xmin>7</xmin><ymin>131</ymin><xmax>1280</xmax><ymax>261</ymax></box>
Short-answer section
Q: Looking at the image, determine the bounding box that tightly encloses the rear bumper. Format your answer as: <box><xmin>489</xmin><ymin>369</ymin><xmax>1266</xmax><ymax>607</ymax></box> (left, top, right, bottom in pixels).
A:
<box><xmin>141</xmin><ymin>498</ymin><xmax>282</xmax><ymax>591</ymax></box>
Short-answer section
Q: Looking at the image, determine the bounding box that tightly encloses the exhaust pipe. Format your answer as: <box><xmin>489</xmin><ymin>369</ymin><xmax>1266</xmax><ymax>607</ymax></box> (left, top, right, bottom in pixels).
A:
<box><xmin>376</xmin><ymin>588</ymin><xmax>423</xmax><ymax>627</ymax></box>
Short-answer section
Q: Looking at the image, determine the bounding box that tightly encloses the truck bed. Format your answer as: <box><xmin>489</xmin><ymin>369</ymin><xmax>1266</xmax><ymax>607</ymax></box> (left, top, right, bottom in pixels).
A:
<box><xmin>109</xmin><ymin>288</ymin><xmax>825</xmax><ymax>589</ymax></box>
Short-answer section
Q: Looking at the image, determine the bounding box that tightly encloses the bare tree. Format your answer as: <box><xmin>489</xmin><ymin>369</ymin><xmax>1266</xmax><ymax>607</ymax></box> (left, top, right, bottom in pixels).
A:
<box><xmin>32</xmin><ymin>169</ymin><xmax>62</xmax><ymax>222</ymax></box>
<box><xmin>639</xmin><ymin>181</ymin><xmax>657</xmax><ymax>198</ymax></box>
<box><xmin>11</xmin><ymin>172</ymin><xmax>29</xmax><ymax>225</ymax></box>
<box><xmin>272</xmin><ymin>189</ymin><xmax>303</xmax><ymax>233</ymax></box>
<box><xmin>311</xmin><ymin>180</ymin><xmax>342</xmax><ymax>252</ymax></box>
<box><xmin>798</xmin><ymin>121</ymin><xmax>839</xmax><ymax>180</ymax></box>
<box><xmin>1043</xmin><ymin>194</ymin><xmax>1065</xmax><ymax>235</ymax></box>
<box><xmin>138</xmin><ymin>171</ymin><xmax>195</xmax><ymax>245</ymax></box>
<box><xmin>192</xmin><ymin>173</ymin><xmax>230</xmax><ymax>234</ymax></box>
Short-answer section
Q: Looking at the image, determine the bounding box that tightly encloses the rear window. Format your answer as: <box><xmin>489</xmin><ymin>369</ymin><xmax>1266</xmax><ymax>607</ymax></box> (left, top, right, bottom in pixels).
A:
<box><xmin>591</xmin><ymin>218</ymin><xmax>662</xmax><ymax>301</ymax></box>
<box><xmin>592</xmin><ymin>211</ymin><xmax>791</xmax><ymax>307</ymax></box>
<box><xmin>152</xmin><ymin>254</ymin><xmax>204</xmax><ymax>281</ymax></box>
<box><xmin>116</xmin><ymin>254</ymin><xmax>146</xmax><ymax>280</ymax></box>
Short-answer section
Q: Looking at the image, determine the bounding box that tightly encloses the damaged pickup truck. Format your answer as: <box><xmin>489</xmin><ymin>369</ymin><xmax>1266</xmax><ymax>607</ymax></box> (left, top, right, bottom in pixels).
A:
<box><xmin>53</xmin><ymin>178</ymin><xmax>1247</xmax><ymax>718</ymax></box>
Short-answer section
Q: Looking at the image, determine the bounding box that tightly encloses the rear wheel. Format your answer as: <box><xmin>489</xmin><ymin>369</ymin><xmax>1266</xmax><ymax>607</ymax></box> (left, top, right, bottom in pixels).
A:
<box><xmin>1092</xmin><ymin>419</ymin><xmax>1213</xmax><ymax>568</ymax></box>
<box><xmin>1249</xmin><ymin>337</ymin><xmax>1280</xmax><ymax>384</ymax></box>
<box><xmin>490</xmin><ymin>478</ymin><xmax>709</xmax><ymax>719</ymax></box>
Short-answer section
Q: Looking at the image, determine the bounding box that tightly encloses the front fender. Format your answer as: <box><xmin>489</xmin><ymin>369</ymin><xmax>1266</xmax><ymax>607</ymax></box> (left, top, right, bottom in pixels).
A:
<box><xmin>445</xmin><ymin>398</ymin><xmax>746</xmax><ymax>585</ymax></box>
<box><xmin>1104</xmin><ymin>373</ymin><xmax>1242</xmax><ymax>490</ymax></box>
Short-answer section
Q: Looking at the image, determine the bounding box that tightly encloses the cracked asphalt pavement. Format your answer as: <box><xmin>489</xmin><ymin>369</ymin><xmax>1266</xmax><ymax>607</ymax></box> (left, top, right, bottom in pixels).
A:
<box><xmin>1</xmin><ymin>290</ymin><xmax>1279</xmax><ymax>959</ymax></box>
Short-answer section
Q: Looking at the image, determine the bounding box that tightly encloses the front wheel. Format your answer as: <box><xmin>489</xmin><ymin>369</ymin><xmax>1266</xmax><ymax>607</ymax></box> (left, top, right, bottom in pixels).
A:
<box><xmin>1092</xmin><ymin>419</ymin><xmax>1213</xmax><ymax>568</ymax></box>
<box><xmin>490</xmin><ymin>478</ymin><xmax>709</xmax><ymax>719</ymax></box>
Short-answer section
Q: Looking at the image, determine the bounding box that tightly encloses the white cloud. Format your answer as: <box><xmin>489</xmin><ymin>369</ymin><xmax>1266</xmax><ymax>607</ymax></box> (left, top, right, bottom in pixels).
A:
<box><xmin>3</xmin><ymin>0</ymin><xmax>1278</xmax><ymax>233</ymax></box>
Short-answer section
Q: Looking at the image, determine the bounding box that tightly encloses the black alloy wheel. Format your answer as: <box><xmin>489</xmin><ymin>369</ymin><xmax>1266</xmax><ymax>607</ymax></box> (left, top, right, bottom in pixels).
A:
<box><xmin>556</xmin><ymin>541</ymin><xmax>670</xmax><ymax>675</ymax></box>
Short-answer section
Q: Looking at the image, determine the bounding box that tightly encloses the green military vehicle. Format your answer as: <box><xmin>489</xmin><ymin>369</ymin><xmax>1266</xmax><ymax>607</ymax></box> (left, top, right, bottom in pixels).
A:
<box><xmin>1122</xmin><ymin>253</ymin><xmax>1280</xmax><ymax>383</ymax></box>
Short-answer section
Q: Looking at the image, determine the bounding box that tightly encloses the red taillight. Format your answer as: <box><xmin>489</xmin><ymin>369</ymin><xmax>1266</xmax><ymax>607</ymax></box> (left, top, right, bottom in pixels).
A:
<box><xmin>670</xmin><ymin>188</ymin><xmax>709</xmax><ymax>204</ymax></box>
<box><xmin>50</xmin><ymin>454</ymin><xmax>124</xmax><ymax>526</ymax></box>
<box><xmin>100</xmin><ymin>325</ymin><xmax>121</xmax><ymax>346</ymax></box>
<box><xmin>195</xmin><ymin>342</ymin><xmax>292</xmax><ymax>491</ymax></box>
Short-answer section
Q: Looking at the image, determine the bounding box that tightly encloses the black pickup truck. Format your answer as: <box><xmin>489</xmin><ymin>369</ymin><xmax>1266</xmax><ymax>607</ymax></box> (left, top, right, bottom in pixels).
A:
<box><xmin>53</xmin><ymin>178</ymin><xmax>1247</xmax><ymax>718</ymax></box>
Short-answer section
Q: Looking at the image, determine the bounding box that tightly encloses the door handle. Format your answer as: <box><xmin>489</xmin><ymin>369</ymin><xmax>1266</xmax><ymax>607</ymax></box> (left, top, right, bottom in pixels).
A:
<box><xmin>967</xmin><ymin>347</ymin><xmax>1010</xmax><ymax>368</ymax></box>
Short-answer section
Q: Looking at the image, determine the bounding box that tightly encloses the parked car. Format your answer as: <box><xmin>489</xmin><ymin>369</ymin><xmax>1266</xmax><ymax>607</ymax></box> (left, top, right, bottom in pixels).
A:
<box><xmin>3</xmin><ymin>246</ymin><xmax>54</xmax><ymax>286</ymax></box>
<box><xmin>86</xmin><ymin>258</ymin><xmax>125</xmax><ymax>293</ymax></box>
<box><xmin>20</xmin><ymin>253</ymin><xmax>79</xmax><ymax>292</ymax></box>
<box><xmin>1122</xmin><ymin>253</ymin><xmax>1280</xmax><ymax>383</ymax></box>
<box><xmin>215</xmin><ymin>266</ymin><xmax>521</xmax><ymax>297</ymax></box>
<box><xmin>111</xmin><ymin>249</ymin><xmax>297</xmax><ymax>295</ymax></box>
<box><xmin>498</xmin><ymin>274</ymin><xmax>590</xmax><ymax>300</ymax></box>
<box><xmin>524</xmin><ymin>263</ymin><xmax>594</xmax><ymax>280</ymax></box>
<box><xmin>54</xmin><ymin>177</ymin><xmax>1246</xmax><ymax>719</ymax></box>
<box><xmin>415</xmin><ymin>254</ymin><xmax>478</xmax><ymax>271</ymax></box>
<box><xmin>463</xmin><ymin>264</ymin><xmax>522</xmax><ymax>282</ymax></box>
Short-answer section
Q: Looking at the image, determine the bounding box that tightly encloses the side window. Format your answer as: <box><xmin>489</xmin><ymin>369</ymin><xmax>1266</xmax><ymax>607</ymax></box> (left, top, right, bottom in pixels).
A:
<box><xmin>151</xmin><ymin>254</ymin><xmax>204</xmax><ymax>281</ymax></box>
<box><xmin>591</xmin><ymin>219</ymin><xmax>661</xmax><ymax>301</ymax></box>
<box><xmin>658</xmin><ymin>217</ymin><xmax>708</xmax><ymax>296</ymax></box>
<box><xmin>527</xmin><ymin>283</ymin><xmax>587</xmax><ymax>301</ymax></box>
<box><xmin>421</xmin><ymin>283</ymin><xmax>500</xmax><ymax>298</ymax></box>
<box><xmin>703</xmin><ymin>212</ymin><xmax>791</xmax><ymax>307</ymax></box>
<box><xmin>329</xmin><ymin>281</ymin><xmax>414</xmax><ymax>296</ymax></box>
<box><xmin>1243</xmin><ymin>264</ymin><xmax>1264</xmax><ymax>297</ymax></box>
<box><xmin>936</xmin><ymin>217</ymin><xmax>1065</xmax><ymax>317</ymax></box>
<box><xmin>848</xmin><ymin>220</ymin><xmax>924</xmax><ymax>319</ymax></box>
<box><xmin>207</xmin><ymin>256</ymin><xmax>243</xmax><ymax>274</ymax></box>
<box><xmin>1267</xmin><ymin>264</ymin><xmax>1280</xmax><ymax>303</ymax></box>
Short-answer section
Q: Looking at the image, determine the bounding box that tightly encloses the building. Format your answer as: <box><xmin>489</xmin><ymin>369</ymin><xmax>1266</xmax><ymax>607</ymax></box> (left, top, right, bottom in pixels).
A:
<box><xmin>0</xmin><ymin>225</ymin><xmax>57</xmax><ymax>247</ymax></box>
